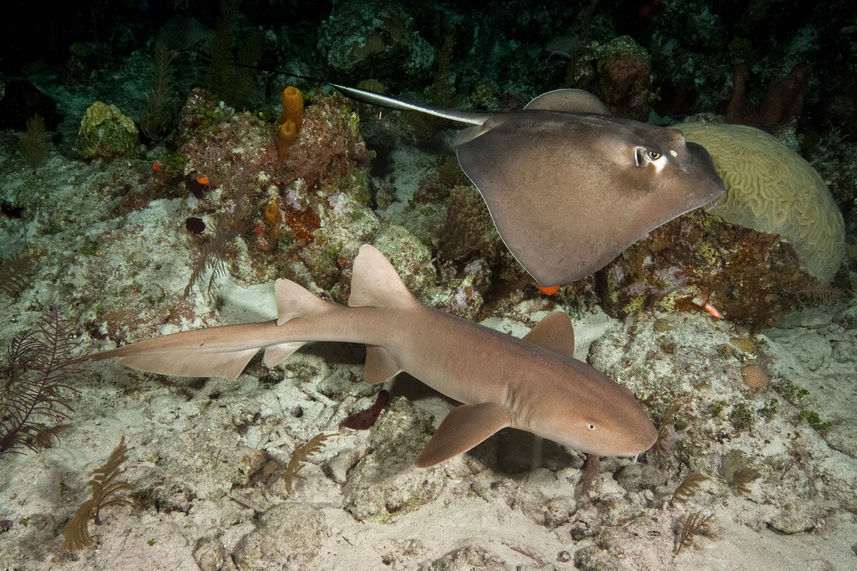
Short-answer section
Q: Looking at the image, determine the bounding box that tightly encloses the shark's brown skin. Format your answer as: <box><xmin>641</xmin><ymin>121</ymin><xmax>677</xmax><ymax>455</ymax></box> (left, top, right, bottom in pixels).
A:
<box><xmin>91</xmin><ymin>245</ymin><xmax>657</xmax><ymax>466</ymax></box>
<box><xmin>333</xmin><ymin>85</ymin><xmax>725</xmax><ymax>286</ymax></box>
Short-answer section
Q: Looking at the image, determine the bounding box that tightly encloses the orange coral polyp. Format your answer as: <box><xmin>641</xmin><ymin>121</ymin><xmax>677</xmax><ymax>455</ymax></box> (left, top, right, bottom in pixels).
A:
<box><xmin>281</xmin><ymin>86</ymin><xmax>304</xmax><ymax>131</ymax></box>
<box><xmin>277</xmin><ymin>120</ymin><xmax>299</xmax><ymax>159</ymax></box>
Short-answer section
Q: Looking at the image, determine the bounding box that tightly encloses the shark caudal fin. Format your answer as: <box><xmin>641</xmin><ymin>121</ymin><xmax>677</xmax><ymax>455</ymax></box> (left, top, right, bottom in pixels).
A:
<box><xmin>90</xmin><ymin>332</ymin><xmax>262</xmax><ymax>382</ymax></box>
<box><xmin>348</xmin><ymin>244</ymin><xmax>419</xmax><ymax>383</ymax></box>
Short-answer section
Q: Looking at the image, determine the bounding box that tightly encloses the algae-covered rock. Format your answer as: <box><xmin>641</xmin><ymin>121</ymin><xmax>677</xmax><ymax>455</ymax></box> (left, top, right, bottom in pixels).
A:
<box><xmin>341</xmin><ymin>397</ymin><xmax>444</xmax><ymax>522</ymax></box>
<box><xmin>75</xmin><ymin>101</ymin><xmax>139</xmax><ymax>158</ymax></box>
<box><xmin>594</xmin><ymin>35</ymin><xmax>655</xmax><ymax>120</ymax></box>
<box><xmin>231</xmin><ymin>502</ymin><xmax>327</xmax><ymax>568</ymax></box>
<box><xmin>601</xmin><ymin>209</ymin><xmax>815</xmax><ymax>329</ymax></box>
<box><xmin>372</xmin><ymin>224</ymin><xmax>436</xmax><ymax>300</ymax></box>
<box><xmin>318</xmin><ymin>0</ymin><xmax>434</xmax><ymax>84</ymax></box>
<box><xmin>678</xmin><ymin>122</ymin><xmax>845</xmax><ymax>283</ymax></box>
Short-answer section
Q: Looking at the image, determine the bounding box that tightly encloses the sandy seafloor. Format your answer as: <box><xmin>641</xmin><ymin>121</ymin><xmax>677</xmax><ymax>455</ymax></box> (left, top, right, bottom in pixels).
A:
<box><xmin>1</xmin><ymin>135</ymin><xmax>856</xmax><ymax>570</ymax></box>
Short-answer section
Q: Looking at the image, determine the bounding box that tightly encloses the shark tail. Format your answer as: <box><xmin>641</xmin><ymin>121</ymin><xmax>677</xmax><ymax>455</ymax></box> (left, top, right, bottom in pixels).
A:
<box><xmin>91</xmin><ymin>245</ymin><xmax>413</xmax><ymax>383</ymax></box>
<box><xmin>89</xmin><ymin>322</ymin><xmax>273</xmax><ymax>382</ymax></box>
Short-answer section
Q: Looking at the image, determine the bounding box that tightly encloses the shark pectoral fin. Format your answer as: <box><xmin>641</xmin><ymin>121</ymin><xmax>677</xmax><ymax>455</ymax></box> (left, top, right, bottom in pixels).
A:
<box><xmin>364</xmin><ymin>345</ymin><xmax>401</xmax><ymax>384</ymax></box>
<box><xmin>522</xmin><ymin>312</ymin><xmax>575</xmax><ymax>358</ymax></box>
<box><xmin>415</xmin><ymin>402</ymin><xmax>510</xmax><ymax>467</ymax></box>
<box><xmin>116</xmin><ymin>348</ymin><xmax>259</xmax><ymax>382</ymax></box>
<box><xmin>262</xmin><ymin>342</ymin><xmax>306</xmax><ymax>368</ymax></box>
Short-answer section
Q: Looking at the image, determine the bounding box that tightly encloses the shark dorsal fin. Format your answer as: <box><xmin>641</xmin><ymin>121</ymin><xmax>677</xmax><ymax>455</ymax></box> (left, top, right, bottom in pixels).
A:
<box><xmin>522</xmin><ymin>312</ymin><xmax>575</xmax><ymax>358</ymax></box>
<box><xmin>415</xmin><ymin>402</ymin><xmax>510</xmax><ymax>467</ymax></box>
<box><xmin>523</xmin><ymin>89</ymin><xmax>610</xmax><ymax>114</ymax></box>
<box><xmin>275</xmin><ymin>278</ymin><xmax>333</xmax><ymax>326</ymax></box>
<box><xmin>348</xmin><ymin>244</ymin><xmax>418</xmax><ymax>309</ymax></box>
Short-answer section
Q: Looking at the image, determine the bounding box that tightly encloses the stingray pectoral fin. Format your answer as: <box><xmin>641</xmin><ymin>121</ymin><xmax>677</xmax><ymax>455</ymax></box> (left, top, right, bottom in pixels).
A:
<box><xmin>114</xmin><ymin>348</ymin><xmax>259</xmax><ymax>382</ymax></box>
<box><xmin>523</xmin><ymin>88</ymin><xmax>610</xmax><ymax>114</ymax></box>
<box><xmin>415</xmin><ymin>402</ymin><xmax>510</xmax><ymax>467</ymax></box>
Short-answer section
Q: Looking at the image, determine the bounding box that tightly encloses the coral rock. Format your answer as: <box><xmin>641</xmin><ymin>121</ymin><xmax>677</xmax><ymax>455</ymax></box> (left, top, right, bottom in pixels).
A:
<box><xmin>679</xmin><ymin>122</ymin><xmax>845</xmax><ymax>284</ymax></box>
<box><xmin>740</xmin><ymin>364</ymin><xmax>770</xmax><ymax>390</ymax></box>
<box><xmin>75</xmin><ymin>101</ymin><xmax>139</xmax><ymax>159</ymax></box>
<box><xmin>595</xmin><ymin>35</ymin><xmax>655</xmax><ymax>120</ymax></box>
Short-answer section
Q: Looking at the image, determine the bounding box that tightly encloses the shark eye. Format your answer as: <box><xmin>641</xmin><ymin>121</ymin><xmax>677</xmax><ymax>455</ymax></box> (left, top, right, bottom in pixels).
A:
<box><xmin>647</xmin><ymin>150</ymin><xmax>661</xmax><ymax>160</ymax></box>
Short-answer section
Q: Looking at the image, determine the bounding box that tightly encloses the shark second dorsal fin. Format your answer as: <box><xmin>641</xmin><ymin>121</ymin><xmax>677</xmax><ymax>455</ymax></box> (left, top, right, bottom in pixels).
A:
<box><xmin>348</xmin><ymin>244</ymin><xmax>418</xmax><ymax>310</ymax></box>
<box><xmin>415</xmin><ymin>402</ymin><xmax>510</xmax><ymax>467</ymax></box>
<box><xmin>275</xmin><ymin>278</ymin><xmax>333</xmax><ymax>326</ymax></box>
<box><xmin>522</xmin><ymin>312</ymin><xmax>575</xmax><ymax>358</ymax></box>
<box><xmin>268</xmin><ymin>278</ymin><xmax>337</xmax><ymax>367</ymax></box>
<box><xmin>523</xmin><ymin>89</ymin><xmax>610</xmax><ymax>114</ymax></box>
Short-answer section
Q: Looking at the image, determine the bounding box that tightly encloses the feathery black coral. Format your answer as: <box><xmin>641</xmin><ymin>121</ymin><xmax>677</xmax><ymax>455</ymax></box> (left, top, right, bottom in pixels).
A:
<box><xmin>18</xmin><ymin>114</ymin><xmax>51</xmax><ymax>172</ymax></box>
<box><xmin>674</xmin><ymin>511</ymin><xmax>714</xmax><ymax>557</ymax></box>
<box><xmin>184</xmin><ymin>175</ymin><xmax>254</xmax><ymax>297</ymax></box>
<box><xmin>284</xmin><ymin>433</ymin><xmax>334</xmax><ymax>495</ymax></box>
<box><xmin>64</xmin><ymin>437</ymin><xmax>135</xmax><ymax>551</ymax></box>
<box><xmin>0</xmin><ymin>309</ymin><xmax>81</xmax><ymax>455</ymax></box>
<box><xmin>139</xmin><ymin>41</ymin><xmax>175</xmax><ymax>141</ymax></box>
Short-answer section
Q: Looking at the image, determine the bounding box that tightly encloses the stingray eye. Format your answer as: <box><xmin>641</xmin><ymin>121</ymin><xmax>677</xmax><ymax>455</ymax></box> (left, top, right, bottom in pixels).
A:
<box><xmin>587</xmin><ymin>423</ymin><xmax>596</xmax><ymax>431</ymax></box>
<box><xmin>634</xmin><ymin>147</ymin><xmax>664</xmax><ymax>168</ymax></box>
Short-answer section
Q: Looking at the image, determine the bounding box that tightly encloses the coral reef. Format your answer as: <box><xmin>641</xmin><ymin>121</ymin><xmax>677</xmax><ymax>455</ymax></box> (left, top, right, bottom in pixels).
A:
<box><xmin>724</xmin><ymin>64</ymin><xmax>810</xmax><ymax>133</ymax></box>
<box><xmin>601</xmin><ymin>209</ymin><xmax>816</xmax><ymax>329</ymax></box>
<box><xmin>594</xmin><ymin>35</ymin><xmax>655</xmax><ymax>121</ymax></box>
<box><xmin>317</xmin><ymin>0</ymin><xmax>435</xmax><ymax>85</ymax></box>
<box><xmin>679</xmin><ymin>122</ymin><xmax>845</xmax><ymax>284</ymax></box>
<box><xmin>1</xmin><ymin>0</ymin><xmax>856</xmax><ymax>568</ymax></box>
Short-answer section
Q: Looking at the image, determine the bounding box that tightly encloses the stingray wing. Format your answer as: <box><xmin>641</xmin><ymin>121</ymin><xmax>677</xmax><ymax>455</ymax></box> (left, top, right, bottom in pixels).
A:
<box><xmin>456</xmin><ymin>111</ymin><xmax>724</xmax><ymax>286</ymax></box>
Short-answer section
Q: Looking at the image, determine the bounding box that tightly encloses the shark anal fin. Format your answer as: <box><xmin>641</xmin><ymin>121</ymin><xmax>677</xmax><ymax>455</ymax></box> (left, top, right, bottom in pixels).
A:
<box><xmin>522</xmin><ymin>312</ymin><xmax>575</xmax><ymax>358</ymax></box>
<box><xmin>263</xmin><ymin>342</ymin><xmax>305</xmax><ymax>368</ymax></box>
<box><xmin>415</xmin><ymin>402</ymin><xmax>510</xmax><ymax>467</ymax></box>
<box><xmin>364</xmin><ymin>345</ymin><xmax>400</xmax><ymax>384</ymax></box>
<box><xmin>117</xmin><ymin>347</ymin><xmax>259</xmax><ymax>382</ymax></box>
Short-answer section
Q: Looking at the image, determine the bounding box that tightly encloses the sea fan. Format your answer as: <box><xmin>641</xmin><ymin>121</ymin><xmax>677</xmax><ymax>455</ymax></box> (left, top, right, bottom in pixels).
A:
<box><xmin>0</xmin><ymin>309</ymin><xmax>82</xmax><ymax>455</ymax></box>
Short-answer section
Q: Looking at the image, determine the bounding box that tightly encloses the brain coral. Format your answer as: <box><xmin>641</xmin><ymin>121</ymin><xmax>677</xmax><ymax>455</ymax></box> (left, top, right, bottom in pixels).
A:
<box><xmin>678</xmin><ymin>122</ymin><xmax>845</xmax><ymax>283</ymax></box>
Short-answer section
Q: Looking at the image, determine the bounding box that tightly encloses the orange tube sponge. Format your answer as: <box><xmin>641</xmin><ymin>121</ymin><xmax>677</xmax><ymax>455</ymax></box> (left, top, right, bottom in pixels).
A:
<box><xmin>277</xmin><ymin>120</ymin><xmax>298</xmax><ymax>160</ymax></box>
<box><xmin>281</xmin><ymin>86</ymin><xmax>303</xmax><ymax>131</ymax></box>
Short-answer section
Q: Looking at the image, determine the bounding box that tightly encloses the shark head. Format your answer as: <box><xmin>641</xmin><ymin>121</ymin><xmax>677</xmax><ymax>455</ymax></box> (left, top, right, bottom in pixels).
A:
<box><xmin>522</xmin><ymin>357</ymin><xmax>658</xmax><ymax>457</ymax></box>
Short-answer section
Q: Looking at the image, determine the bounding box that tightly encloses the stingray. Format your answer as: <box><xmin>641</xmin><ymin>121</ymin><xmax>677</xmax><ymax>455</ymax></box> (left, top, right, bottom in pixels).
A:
<box><xmin>332</xmin><ymin>85</ymin><xmax>725</xmax><ymax>286</ymax></box>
